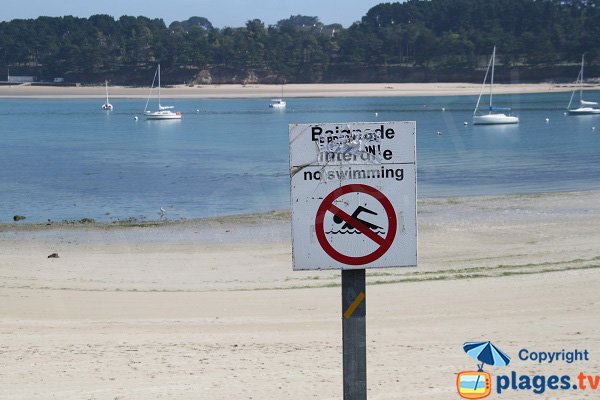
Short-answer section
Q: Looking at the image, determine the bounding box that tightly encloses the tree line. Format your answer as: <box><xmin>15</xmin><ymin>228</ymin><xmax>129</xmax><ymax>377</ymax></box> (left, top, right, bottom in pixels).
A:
<box><xmin>1</xmin><ymin>0</ymin><xmax>599</xmax><ymax>85</ymax></box>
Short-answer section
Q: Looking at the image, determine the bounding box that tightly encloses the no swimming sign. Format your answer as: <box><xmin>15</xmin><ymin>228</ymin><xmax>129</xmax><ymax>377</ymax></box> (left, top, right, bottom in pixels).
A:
<box><xmin>289</xmin><ymin>121</ymin><xmax>417</xmax><ymax>270</ymax></box>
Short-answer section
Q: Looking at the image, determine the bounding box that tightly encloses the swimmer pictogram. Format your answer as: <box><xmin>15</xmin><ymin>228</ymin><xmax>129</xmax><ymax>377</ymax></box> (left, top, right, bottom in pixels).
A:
<box><xmin>328</xmin><ymin>206</ymin><xmax>385</xmax><ymax>235</ymax></box>
<box><xmin>315</xmin><ymin>184</ymin><xmax>397</xmax><ymax>266</ymax></box>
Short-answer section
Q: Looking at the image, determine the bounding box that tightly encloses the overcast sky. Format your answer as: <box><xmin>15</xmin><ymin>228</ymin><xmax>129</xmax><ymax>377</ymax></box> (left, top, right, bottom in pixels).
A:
<box><xmin>1</xmin><ymin>0</ymin><xmax>388</xmax><ymax>27</ymax></box>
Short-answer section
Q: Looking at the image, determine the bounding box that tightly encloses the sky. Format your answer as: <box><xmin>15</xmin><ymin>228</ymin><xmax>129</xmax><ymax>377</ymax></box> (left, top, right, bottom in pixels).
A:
<box><xmin>0</xmin><ymin>0</ymin><xmax>388</xmax><ymax>27</ymax></box>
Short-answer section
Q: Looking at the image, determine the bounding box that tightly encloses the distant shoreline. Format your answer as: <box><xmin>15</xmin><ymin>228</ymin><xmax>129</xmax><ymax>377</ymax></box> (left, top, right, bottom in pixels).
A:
<box><xmin>0</xmin><ymin>82</ymin><xmax>593</xmax><ymax>99</ymax></box>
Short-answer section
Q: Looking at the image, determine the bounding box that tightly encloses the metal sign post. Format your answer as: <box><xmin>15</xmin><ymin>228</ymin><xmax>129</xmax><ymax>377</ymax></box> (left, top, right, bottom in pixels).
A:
<box><xmin>342</xmin><ymin>269</ymin><xmax>366</xmax><ymax>400</ymax></box>
<box><xmin>289</xmin><ymin>121</ymin><xmax>417</xmax><ymax>399</ymax></box>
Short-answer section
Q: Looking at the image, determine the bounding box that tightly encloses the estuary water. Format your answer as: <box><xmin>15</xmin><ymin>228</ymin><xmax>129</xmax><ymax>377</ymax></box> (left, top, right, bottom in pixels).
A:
<box><xmin>1</xmin><ymin>92</ymin><xmax>599</xmax><ymax>223</ymax></box>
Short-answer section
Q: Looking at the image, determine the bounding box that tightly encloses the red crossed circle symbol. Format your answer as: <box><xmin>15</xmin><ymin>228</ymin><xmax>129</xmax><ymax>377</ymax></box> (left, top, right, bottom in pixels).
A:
<box><xmin>315</xmin><ymin>184</ymin><xmax>397</xmax><ymax>266</ymax></box>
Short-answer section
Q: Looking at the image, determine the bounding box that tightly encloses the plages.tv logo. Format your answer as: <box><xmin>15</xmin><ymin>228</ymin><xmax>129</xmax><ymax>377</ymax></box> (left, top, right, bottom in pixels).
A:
<box><xmin>457</xmin><ymin>341</ymin><xmax>511</xmax><ymax>399</ymax></box>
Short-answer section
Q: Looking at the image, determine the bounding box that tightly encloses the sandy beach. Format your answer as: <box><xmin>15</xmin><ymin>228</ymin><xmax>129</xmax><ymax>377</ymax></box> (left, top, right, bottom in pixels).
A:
<box><xmin>0</xmin><ymin>81</ymin><xmax>594</xmax><ymax>99</ymax></box>
<box><xmin>1</xmin><ymin>190</ymin><xmax>600</xmax><ymax>399</ymax></box>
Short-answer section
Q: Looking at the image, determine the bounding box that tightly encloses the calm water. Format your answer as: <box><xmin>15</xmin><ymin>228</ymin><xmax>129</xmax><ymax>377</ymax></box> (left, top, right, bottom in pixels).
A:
<box><xmin>1</xmin><ymin>92</ymin><xmax>599</xmax><ymax>223</ymax></box>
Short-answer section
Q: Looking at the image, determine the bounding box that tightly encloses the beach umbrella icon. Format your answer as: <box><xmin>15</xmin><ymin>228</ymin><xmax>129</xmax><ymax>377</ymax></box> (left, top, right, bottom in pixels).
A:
<box><xmin>463</xmin><ymin>341</ymin><xmax>511</xmax><ymax>370</ymax></box>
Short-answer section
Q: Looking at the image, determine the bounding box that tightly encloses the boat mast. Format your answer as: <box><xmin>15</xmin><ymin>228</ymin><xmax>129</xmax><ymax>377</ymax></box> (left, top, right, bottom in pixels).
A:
<box><xmin>158</xmin><ymin>64</ymin><xmax>161</xmax><ymax>108</ymax></box>
<box><xmin>474</xmin><ymin>48</ymin><xmax>494</xmax><ymax>116</ymax></box>
<box><xmin>105</xmin><ymin>80</ymin><xmax>109</xmax><ymax>104</ymax></box>
<box><xmin>489</xmin><ymin>46</ymin><xmax>496</xmax><ymax>110</ymax></box>
<box><xmin>567</xmin><ymin>69</ymin><xmax>579</xmax><ymax>110</ymax></box>
<box><xmin>580</xmin><ymin>54</ymin><xmax>585</xmax><ymax>103</ymax></box>
<box><xmin>144</xmin><ymin>66</ymin><xmax>158</xmax><ymax>113</ymax></box>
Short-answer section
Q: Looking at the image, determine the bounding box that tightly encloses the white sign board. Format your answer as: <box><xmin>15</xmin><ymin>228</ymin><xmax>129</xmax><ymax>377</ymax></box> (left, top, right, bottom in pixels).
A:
<box><xmin>289</xmin><ymin>121</ymin><xmax>417</xmax><ymax>270</ymax></box>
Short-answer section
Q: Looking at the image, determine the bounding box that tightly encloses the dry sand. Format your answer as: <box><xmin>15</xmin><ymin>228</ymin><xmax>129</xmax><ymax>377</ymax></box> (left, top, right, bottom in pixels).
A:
<box><xmin>1</xmin><ymin>191</ymin><xmax>600</xmax><ymax>399</ymax></box>
<box><xmin>0</xmin><ymin>82</ymin><xmax>593</xmax><ymax>99</ymax></box>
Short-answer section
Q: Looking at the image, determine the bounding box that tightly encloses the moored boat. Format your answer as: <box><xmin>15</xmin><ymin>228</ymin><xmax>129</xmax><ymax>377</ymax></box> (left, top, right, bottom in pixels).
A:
<box><xmin>473</xmin><ymin>46</ymin><xmax>519</xmax><ymax>125</ymax></box>
<box><xmin>101</xmin><ymin>80</ymin><xmax>113</xmax><ymax>111</ymax></box>
<box><xmin>269</xmin><ymin>98</ymin><xmax>286</xmax><ymax>109</ymax></box>
<box><xmin>269</xmin><ymin>85</ymin><xmax>286</xmax><ymax>109</ymax></box>
<box><xmin>144</xmin><ymin>64</ymin><xmax>182</xmax><ymax>120</ymax></box>
<box><xmin>567</xmin><ymin>54</ymin><xmax>600</xmax><ymax>115</ymax></box>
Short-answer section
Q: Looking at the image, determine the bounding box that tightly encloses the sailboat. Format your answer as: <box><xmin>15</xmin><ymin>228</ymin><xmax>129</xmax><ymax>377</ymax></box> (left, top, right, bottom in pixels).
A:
<box><xmin>473</xmin><ymin>46</ymin><xmax>519</xmax><ymax>125</ymax></box>
<box><xmin>101</xmin><ymin>80</ymin><xmax>113</xmax><ymax>111</ymax></box>
<box><xmin>269</xmin><ymin>85</ymin><xmax>286</xmax><ymax>109</ymax></box>
<box><xmin>567</xmin><ymin>54</ymin><xmax>600</xmax><ymax>115</ymax></box>
<box><xmin>144</xmin><ymin>64</ymin><xmax>182</xmax><ymax>120</ymax></box>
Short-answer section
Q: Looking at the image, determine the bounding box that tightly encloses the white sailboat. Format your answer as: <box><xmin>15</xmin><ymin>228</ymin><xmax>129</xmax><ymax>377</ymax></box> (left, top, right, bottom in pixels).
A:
<box><xmin>473</xmin><ymin>46</ymin><xmax>519</xmax><ymax>125</ymax></box>
<box><xmin>144</xmin><ymin>64</ymin><xmax>182</xmax><ymax>120</ymax></box>
<box><xmin>101</xmin><ymin>80</ymin><xmax>113</xmax><ymax>111</ymax></box>
<box><xmin>269</xmin><ymin>85</ymin><xmax>286</xmax><ymax>109</ymax></box>
<box><xmin>567</xmin><ymin>54</ymin><xmax>600</xmax><ymax>115</ymax></box>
